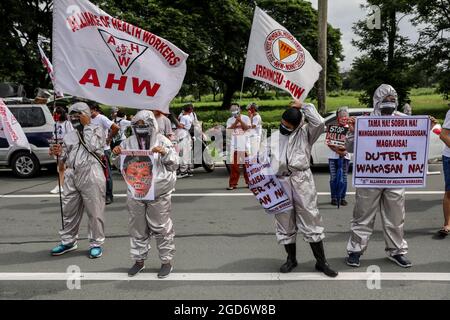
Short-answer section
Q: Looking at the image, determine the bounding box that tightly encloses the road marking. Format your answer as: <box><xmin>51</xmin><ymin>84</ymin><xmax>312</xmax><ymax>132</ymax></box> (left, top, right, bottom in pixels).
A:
<box><xmin>0</xmin><ymin>191</ymin><xmax>446</xmax><ymax>198</ymax></box>
<box><xmin>0</xmin><ymin>272</ymin><xmax>449</xmax><ymax>281</ymax></box>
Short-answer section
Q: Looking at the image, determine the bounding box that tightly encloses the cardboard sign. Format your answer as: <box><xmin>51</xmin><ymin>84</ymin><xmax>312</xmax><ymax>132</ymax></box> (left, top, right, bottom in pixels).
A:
<box><xmin>353</xmin><ymin>116</ymin><xmax>430</xmax><ymax>188</ymax></box>
<box><xmin>245</xmin><ymin>157</ymin><xmax>293</xmax><ymax>214</ymax></box>
<box><xmin>120</xmin><ymin>150</ymin><xmax>155</xmax><ymax>200</ymax></box>
<box><xmin>326</xmin><ymin>125</ymin><xmax>348</xmax><ymax>147</ymax></box>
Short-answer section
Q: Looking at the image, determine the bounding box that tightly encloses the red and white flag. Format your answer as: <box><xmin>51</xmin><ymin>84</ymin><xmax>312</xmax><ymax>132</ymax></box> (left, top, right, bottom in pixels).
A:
<box><xmin>53</xmin><ymin>0</ymin><xmax>188</xmax><ymax>113</ymax></box>
<box><xmin>243</xmin><ymin>7</ymin><xmax>322</xmax><ymax>101</ymax></box>
<box><xmin>38</xmin><ymin>42</ymin><xmax>64</xmax><ymax>97</ymax></box>
<box><xmin>0</xmin><ymin>99</ymin><xmax>30</xmax><ymax>150</ymax></box>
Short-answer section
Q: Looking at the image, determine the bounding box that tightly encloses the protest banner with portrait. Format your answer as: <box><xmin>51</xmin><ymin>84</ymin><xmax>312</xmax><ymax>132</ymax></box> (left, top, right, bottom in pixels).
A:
<box><xmin>245</xmin><ymin>157</ymin><xmax>293</xmax><ymax>214</ymax></box>
<box><xmin>120</xmin><ymin>150</ymin><xmax>155</xmax><ymax>200</ymax></box>
<box><xmin>353</xmin><ymin>116</ymin><xmax>430</xmax><ymax>188</ymax></box>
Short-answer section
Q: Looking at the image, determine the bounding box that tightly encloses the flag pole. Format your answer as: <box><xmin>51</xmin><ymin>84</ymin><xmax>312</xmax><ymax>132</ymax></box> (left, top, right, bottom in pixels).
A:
<box><xmin>53</xmin><ymin>93</ymin><xmax>64</xmax><ymax>230</ymax></box>
<box><xmin>239</xmin><ymin>77</ymin><xmax>245</xmax><ymax>107</ymax></box>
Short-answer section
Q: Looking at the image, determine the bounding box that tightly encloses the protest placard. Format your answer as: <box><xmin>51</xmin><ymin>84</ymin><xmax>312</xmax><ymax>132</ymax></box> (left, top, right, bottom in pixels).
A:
<box><xmin>326</xmin><ymin>125</ymin><xmax>348</xmax><ymax>147</ymax></box>
<box><xmin>120</xmin><ymin>150</ymin><xmax>155</xmax><ymax>200</ymax></box>
<box><xmin>245</xmin><ymin>157</ymin><xmax>293</xmax><ymax>214</ymax></box>
<box><xmin>353</xmin><ymin>116</ymin><xmax>430</xmax><ymax>188</ymax></box>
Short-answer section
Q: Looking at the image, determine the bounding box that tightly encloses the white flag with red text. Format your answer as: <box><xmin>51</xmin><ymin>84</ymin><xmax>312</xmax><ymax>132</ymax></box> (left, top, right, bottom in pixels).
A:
<box><xmin>0</xmin><ymin>99</ymin><xmax>30</xmax><ymax>150</ymax></box>
<box><xmin>38</xmin><ymin>42</ymin><xmax>64</xmax><ymax>97</ymax></box>
<box><xmin>243</xmin><ymin>7</ymin><xmax>322</xmax><ymax>101</ymax></box>
<box><xmin>53</xmin><ymin>0</ymin><xmax>188</xmax><ymax>113</ymax></box>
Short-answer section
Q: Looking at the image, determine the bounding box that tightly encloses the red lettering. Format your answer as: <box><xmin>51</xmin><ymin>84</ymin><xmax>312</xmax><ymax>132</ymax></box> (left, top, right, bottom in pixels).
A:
<box><xmin>132</xmin><ymin>77</ymin><xmax>160</xmax><ymax>96</ymax></box>
<box><xmin>118</xmin><ymin>56</ymin><xmax>131</xmax><ymax>67</ymax></box>
<box><xmin>130</xmin><ymin>43</ymin><xmax>139</xmax><ymax>53</ymax></box>
<box><xmin>170</xmin><ymin>56</ymin><xmax>180</xmax><ymax>66</ymax></box>
<box><xmin>79</xmin><ymin>69</ymin><xmax>100</xmax><ymax>87</ymax></box>
<box><xmin>105</xmin><ymin>73</ymin><xmax>127</xmax><ymax>91</ymax></box>
<box><xmin>107</xmin><ymin>35</ymin><xmax>116</xmax><ymax>45</ymax></box>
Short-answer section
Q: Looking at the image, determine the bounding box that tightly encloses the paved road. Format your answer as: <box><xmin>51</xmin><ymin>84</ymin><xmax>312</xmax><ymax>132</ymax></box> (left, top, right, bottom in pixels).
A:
<box><xmin>0</xmin><ymin>164</ymin><xmax>449</xmax><ymax>300</ymax></box>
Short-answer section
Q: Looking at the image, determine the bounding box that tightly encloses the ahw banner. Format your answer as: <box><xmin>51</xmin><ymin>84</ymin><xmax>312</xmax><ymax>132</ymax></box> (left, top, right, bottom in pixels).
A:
<box><xmin>53</xmin><ymin>0</ymin><xmax>188</xmax><ymax>113</ymax></box>
<box><xmin>243</xmin><ymin>7</ymin><xmax>322</xmax><ymax>101</ymax></box>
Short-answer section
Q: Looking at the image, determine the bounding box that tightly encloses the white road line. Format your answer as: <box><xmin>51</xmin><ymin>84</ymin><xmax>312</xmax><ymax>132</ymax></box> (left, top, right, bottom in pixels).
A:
<box><xmin>0</xmin><ymin>272</ymin><xmax>449</xmax><ymax>281</ymax></box>
<box><xmin>0</xmin><ymin>191</ymin><xmax>446</xmax><ymax>198</ymax></box>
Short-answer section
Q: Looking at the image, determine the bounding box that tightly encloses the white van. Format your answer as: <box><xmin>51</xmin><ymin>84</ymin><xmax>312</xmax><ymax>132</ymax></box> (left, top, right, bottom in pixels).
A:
<box><xmin>0</xmin><ymin>100</ymin><xmax>56</xmax><ymax>178</ymax></box>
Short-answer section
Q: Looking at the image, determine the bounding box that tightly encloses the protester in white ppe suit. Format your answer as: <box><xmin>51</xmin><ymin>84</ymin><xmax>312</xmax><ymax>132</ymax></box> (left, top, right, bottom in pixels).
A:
<box><xmin>49</xmin><ymin>102</ymin><xmax>106</xmax><ymax>259</ymax></box>
<box><xmin>345</xmin><ymin>84</ymin><xmax>412</xmax><ymax>268</ymax></box>
<box><xmin>261</xmin><ymin>100</ymin><xmax>338</xmax><ymax>277</ymax></box>
<box><xmin>112</xmin><ymin>110</ymin><xmax>178</xmax><ymax>278</ymax></box>
<box><xmin>176</xmin><ymin>106</ymin><xmax>194</xmax><ymax>178</ymax></box>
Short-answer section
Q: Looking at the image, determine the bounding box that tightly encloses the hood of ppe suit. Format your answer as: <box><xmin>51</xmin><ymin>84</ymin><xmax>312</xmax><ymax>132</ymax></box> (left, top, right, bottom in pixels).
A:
<box><xmin>69</xmin><ymin>102</ymin><xmax>91</xmax><ymax>117</ymax></box>
<box><xmin>373</xmin><ymin>84</ymin><xmax>399</xmax><ymax>116</ymax></box>
<box><xmin>131</xmin><ymin>110</ymin><xmax>159</xmax><ymax>147</ymax></box>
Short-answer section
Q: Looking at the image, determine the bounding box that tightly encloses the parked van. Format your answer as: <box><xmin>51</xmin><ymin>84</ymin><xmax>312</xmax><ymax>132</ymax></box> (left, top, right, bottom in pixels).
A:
<box><xmin>0</xmin><ymin>98</ymin><xmax>56</xmax><ymax>178</ymax></box>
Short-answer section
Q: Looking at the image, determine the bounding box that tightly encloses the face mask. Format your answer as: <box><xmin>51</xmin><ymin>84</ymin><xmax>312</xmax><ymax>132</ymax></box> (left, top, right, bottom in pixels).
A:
<box><xmin>380</xmin><ymin>102</ymin><xmax>396</xmax><ymax>115</ymax></box>
<box><xmin>279</xmin><ymin>123</ymin><xmax>294</xmax><ymax>136</ymax></box>
<box><xmin>53</xmin><ymin>114</ymin><xmax>61</xmax><ymax>122</ymax></box>
<box><xmin>69</xmin><ymin>114</ymin><xmax>83</xmax><ymax>131</ymax></box>
<box><xmin>134</xmin><ymin>126</ymin><xmax>150</xmax><ymax>137</ymax></box>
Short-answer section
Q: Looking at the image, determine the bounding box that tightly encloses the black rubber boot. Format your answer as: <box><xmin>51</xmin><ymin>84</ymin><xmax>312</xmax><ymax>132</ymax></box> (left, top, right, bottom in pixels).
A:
<box><xmin>310</xmin><ymin>241</ymin><xmax>338</xmax><ymax>278</ymax></box>
<box><xmin>280</xmin><ymin>243</ymin><xmax>298</xmax><ymax>273</ymax></box>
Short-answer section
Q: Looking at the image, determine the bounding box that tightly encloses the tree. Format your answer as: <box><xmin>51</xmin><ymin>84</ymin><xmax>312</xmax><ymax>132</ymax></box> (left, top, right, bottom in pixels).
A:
<box><xmin>0</xmin><ymin>0</ymin><xmax>53</xmax><ymax>96</ymax></box>
<box><xmin>412</xmin><ymin>0</ymin><xmax>450</xmax><ymax>99</ymax></box>
<box><xmin>350</xmin><ymin>0</ymin><xmax>415</xmax><ymax>107</ymax></box>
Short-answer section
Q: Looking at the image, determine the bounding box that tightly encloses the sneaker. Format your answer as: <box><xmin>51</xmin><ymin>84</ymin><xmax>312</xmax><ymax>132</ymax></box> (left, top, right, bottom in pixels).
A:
<box><xmin>177</xmin><ymin>173</ymin><xmax>188</xmax><ymax>179</ymax></box>
<box><xmin>51</xmin><ymin>242</ymin><xmax>78</xmax><ymax>256</ymax></box>
<box><xmin>226</xmin><ymin>186</ymin><xmax>237</xmax><ymax>190</ymax></box>
<box><xmin>50</xmin><ymin>185</ymin><xmax>63</xmax><ymax>194</ymax></box>
<box><xmin>157</xmin><ymin>263</ymin><xmax>173</xmax><ymax>279</ymax></box>
<box><xmin>388</xmin><ymin>254</ymin><xmax>412</xmax><ymax>268</ymax></box>
<box><xmin>331</xmin><ymin>199</ymin><xmax>338</xmax><ymax>206</ymax></box>
<box><xmin>340</xmin><ymin>199</ymin><xmax>348</xmax><ymax>206</ymax></box>
<box><xmin>105</xmin><ymin>197</ymin><xmax>113</xmax><ymax>205</ymax></box>
<box><xmin>345</xmin><ymin>252</ymin><xmax>361</xmax><ymax>267</ymax></box>
<box><xmin>187</xmin><ymin>171</ymin><xmax>194</xmax><ymax>177</ymax></box>
<box><xmin>89</xmin><ymin>247</ymin><xmax>103</xmax><ymax>259</ymax></box>
<box><xmin>128</xmin><ymin>261</ymin><xmax>145</xmax><ymax>277</ymax></box>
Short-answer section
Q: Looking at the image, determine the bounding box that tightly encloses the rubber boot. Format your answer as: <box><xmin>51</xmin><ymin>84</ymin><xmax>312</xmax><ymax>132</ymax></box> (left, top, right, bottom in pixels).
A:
<box><xmin>310</xmin><ymin>241</ymin><xmax>338</xmax><ymax>278</ymax></box>
<box><xmin>280</xmin><ymin>243</ymin><xmax>298</xmax><ymax>273</ymax></box>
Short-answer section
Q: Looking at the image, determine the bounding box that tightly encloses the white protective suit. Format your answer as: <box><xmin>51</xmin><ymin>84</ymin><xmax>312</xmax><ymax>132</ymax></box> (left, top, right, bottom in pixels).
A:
<box><xmin>345</xmin><ymin>84</ymin><xmax>408</xmax><ymax>256</ymax></box>
<box><xmin>59</xmin><ymin>102</ymin><xmax>106</xmax><ymax>248</ymax></box>
<box><xmin>113</xmin><ymin>110</ymin><xmax>179</xmax><ymax>263</ymax></box>
<box><xmin>263</xmin><ymin>103</ymin><xmax>326</xmax><ymax>244</ymax></box>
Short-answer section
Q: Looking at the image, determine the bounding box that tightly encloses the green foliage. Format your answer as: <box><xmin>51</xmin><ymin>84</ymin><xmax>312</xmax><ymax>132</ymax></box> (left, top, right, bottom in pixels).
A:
<box><xmin>350</xmin><ymin>1</ymin><xmax>416</xmax><ymax>107</ymax></box>
<box><xmin>0</xmin><ymin>0</ymin><xmax>53</xmax><ymax>95</ymax></box>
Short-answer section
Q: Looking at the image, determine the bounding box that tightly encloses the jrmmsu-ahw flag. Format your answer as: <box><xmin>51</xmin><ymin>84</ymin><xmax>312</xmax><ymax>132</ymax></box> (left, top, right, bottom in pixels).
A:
<box><xmin>243</xmin><ymin>7</ymin><xmax>322</xmax><ymax>101</ymax></box>
<box><xmin>53</xmin><ymin>0</ymin><xmax>188</xmax><ymax>112</ymax></box>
